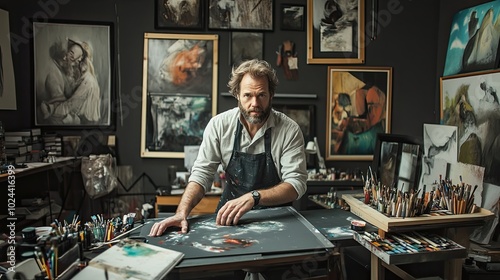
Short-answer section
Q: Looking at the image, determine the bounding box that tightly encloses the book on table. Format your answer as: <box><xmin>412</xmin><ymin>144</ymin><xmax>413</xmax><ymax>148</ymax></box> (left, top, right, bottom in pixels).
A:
<box><xmin>73</xmin><ymin>239</ymin><xmax>184</xmax><ymax>280</ymax></box>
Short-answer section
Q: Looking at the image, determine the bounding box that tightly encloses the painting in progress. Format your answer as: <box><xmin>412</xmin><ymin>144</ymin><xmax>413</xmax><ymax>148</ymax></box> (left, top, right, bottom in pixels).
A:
<box><xmin>143</xmin><ymin>207</ymin><xmax>333</xmax><ymax>259</ymax></box>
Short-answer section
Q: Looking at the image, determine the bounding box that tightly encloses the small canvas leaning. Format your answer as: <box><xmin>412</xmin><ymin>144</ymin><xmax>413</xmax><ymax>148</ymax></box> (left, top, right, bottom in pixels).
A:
<box><xmin>73</xmin><ymin>238</ymin><xmax>184</xmax><ymax>280</ymax></box>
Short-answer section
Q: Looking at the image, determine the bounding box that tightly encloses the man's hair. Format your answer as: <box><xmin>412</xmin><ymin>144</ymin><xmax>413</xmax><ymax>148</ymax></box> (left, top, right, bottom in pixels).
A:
<box><xmin>227</xmin><ymin>59</ymin><xmax>278</xmax><ymax>98</ymax></box>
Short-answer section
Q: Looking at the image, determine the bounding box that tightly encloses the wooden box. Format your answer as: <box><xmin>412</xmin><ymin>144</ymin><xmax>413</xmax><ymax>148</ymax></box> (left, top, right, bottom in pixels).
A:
<box><xmin>342</xmin><ymin>194</ymin><xmax>495</xmax><ymax>233</ymax></box>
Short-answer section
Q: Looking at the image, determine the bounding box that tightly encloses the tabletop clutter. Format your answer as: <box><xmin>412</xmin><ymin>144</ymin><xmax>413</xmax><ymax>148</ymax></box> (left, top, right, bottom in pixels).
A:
<box><xmin>362</xmin><ymin>167</ymin><xmax>479</xmax><ymax>218</ymax></box>
<box><xmin>17</xmin><ymin>212</ymin><xmax>142</xmax><ymax>280</ymax></box>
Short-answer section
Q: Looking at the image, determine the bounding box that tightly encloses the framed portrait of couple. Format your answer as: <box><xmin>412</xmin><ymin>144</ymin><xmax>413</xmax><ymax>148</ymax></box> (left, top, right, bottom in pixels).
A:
<box><xmin>32</xmin><ymin>20</ymin><xmax>113</xmax><ymax>127</ymax></box>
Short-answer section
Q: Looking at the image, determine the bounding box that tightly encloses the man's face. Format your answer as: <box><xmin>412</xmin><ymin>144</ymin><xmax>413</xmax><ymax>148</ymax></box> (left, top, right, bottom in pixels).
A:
<box><xmin>237</xmin><ymin>74</ymin><xmax>272</xmax><ymax>125</ymax></box>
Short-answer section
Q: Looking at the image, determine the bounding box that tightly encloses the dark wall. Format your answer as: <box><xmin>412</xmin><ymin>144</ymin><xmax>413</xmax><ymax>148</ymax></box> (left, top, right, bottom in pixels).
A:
<box><xmin>0</xmin><ymin>0</ymin><xmax>444</xmax><ymax>187</ymax></box>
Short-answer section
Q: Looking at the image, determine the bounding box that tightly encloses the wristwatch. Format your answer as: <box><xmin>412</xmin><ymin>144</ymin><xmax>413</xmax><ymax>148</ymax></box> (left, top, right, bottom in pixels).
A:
<box><xmin>251</xmin><ymin>190</ymin><xmax>260</xmax><ymax>206</ymax></box>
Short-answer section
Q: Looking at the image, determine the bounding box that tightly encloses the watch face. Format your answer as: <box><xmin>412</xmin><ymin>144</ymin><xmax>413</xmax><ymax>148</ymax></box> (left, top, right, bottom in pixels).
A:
<box><xmin>252</xmin><ymin>190</ymin><xmax>260</xmax><ymax>205</ymax></box>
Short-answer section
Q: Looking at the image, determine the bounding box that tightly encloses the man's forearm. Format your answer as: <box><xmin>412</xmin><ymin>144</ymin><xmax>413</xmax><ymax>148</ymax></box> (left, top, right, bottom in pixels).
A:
<box><xmin>258</xmin><ymin>182</ymin><xmax>298</xmax><ymax>206</ymax></box>
<box><xmin>176</xmin><ymin>182</ymin><xmax>205</xmax><ymax>217</ymax></box>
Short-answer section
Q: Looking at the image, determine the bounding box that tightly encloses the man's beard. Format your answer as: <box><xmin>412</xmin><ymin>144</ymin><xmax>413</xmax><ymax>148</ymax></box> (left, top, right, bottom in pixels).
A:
<box><xmin>238</xmin><ymin>100</ymin><xmax>272</xmax><ymax>125</ymax></box>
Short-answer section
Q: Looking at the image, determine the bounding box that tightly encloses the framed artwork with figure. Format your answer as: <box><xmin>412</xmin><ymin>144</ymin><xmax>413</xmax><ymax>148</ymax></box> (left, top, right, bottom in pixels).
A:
<box><xmin>32</xmin><ymin>20</ymin><xmax>113</xmax><ymax>127</ymax></box>
<box><xmin>208</xmin><ymin>0</ymin><xmax>273</xmax><ymax>31</ymax></box>
<box><xmin>140</xmin><ymin>33</ymin><xmax>218</xmax><ymax>159</ymax></box>
<box><xmin>440</xmin><ymin>69</ymin><xmax>500</xmax><ymax>186</ymax></box>
<box><xmin>307</xmin><ymin>0</ymin><xmax>365</xmax><ymax>64</ymax></box>
<box><xmin>326</xmin><ymin>66</ymin><xmax>392</xmax><ymax>161</ymax></box>
<box><xmin>155</xmin><ymin>0</ymin><xmax>204</xmax><ymax>30</ymax></box>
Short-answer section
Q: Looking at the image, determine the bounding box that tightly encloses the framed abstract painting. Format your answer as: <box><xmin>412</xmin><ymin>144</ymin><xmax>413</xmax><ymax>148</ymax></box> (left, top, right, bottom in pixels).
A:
<box><xmin>440</xmin><ymin>69</ymin><xmax>500</xmax><ymax>186</ymax></box>
<box><xmin>208</xmin><ymin>0</ymin><xmax>273</xmax><ymax>31</ymax></box>
<box><xmin>280</xmin><ymin>3</ymin><xmax>305</xmax><ymax>31</ymax></box>
<box><xmin>443</xmin><ymin>0</ymin><xmax>500</xmax><ymax>76</ymax></box>
<box><xmin>273</xmin><ymin>104</ymin><xmax>316</xmax><ymax>144</ymax></box>
<box><xmin>231</xmin><ymin>32</ymin><xmax>263</xmax><ymax>66</ymax></box>
<box><xmin>326</xmin><ymin>66</ymin><xmax>392</xmax><ymax>160</ymax></box>
<box><xmin>155</xmin><ymin>0</ymin><xmax>204</xmax><ymax>30</ymax></box>
<box><xmin>140</xmin><ymin>33</ymin><xmax>218</xmax><ymax>158</ymax></box>
<box><xmin>307</xmin><ymin>0</ymin><xmax>365</xmax><ymax>64</ymax></box>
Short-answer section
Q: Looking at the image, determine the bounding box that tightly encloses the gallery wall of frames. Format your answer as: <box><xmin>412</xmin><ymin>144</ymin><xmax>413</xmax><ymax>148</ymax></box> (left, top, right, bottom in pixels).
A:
<box><xmin>0</xmin><ymin>0</ymin><xmax>466</xmax><ymax>189</ymax></box>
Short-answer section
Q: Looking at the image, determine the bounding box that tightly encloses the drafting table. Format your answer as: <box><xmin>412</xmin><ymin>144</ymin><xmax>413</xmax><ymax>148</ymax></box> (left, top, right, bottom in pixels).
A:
<box><xmin>141</xmin><ymin>206</ymin><xmax>335</xmax><ymax>279</ymax></box>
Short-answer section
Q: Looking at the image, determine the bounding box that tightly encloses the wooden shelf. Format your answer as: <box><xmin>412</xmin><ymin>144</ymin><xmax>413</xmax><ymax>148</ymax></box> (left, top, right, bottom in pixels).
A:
<box><xmin>342</xmin><ymin>194</ymin><xmax>495</xmax><ymax>233</ymax></box>
<box><xmin>343</xmin><ymin>194</ymin><xmax>495</xmax><ymax>280</ymax></box>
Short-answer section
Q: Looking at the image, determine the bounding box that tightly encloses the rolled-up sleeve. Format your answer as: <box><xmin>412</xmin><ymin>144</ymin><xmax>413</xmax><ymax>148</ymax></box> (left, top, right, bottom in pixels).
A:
<box><xmin>276</xmin><ymin>121</ymin><xmax>308</xmax><ymax>199</ymax></box>
<box><xmin>188</xmin><ymin>118</ymin><xmax>221</xmax><ymax>192</ymax></box>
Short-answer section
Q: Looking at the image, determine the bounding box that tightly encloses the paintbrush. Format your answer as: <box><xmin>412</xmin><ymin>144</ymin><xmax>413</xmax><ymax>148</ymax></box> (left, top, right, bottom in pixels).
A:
<box><xmin>466</xmin><ymin>185</ymin><xmax>478</xmax><ymax>213</ymax></box>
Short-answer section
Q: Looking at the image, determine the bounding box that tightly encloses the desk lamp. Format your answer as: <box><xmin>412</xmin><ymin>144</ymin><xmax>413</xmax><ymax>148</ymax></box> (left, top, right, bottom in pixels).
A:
<box><xmin>306</xmin><ymin>137</ymin><xmax>326</xmax><ymax>171</ymax></box>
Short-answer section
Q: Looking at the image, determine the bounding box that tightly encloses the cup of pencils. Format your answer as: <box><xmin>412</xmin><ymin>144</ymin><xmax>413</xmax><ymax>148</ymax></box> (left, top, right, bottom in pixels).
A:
<box><xmin>92</xmin><ymin>226</ymin><xmax>105</xmax><ymax>242</ymax></box>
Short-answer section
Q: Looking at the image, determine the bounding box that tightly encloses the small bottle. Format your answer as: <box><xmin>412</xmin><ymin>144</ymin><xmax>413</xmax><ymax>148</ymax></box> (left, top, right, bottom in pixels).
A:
<box><xmin>327</xmin><ymin>187</ymin><xmax>333</xmax><ymax>205</ymax></box>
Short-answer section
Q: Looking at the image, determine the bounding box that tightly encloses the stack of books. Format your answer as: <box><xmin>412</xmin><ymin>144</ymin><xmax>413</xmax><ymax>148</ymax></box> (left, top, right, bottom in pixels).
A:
<box><xmin>4</xmin><ymin>128</ymin><xmax>44</xmax><ymax>164</ymax></box>
<box><xmin>43</xmin><ymin>132</ymin><xmax>63</xmax><ymax>156</ymax></box>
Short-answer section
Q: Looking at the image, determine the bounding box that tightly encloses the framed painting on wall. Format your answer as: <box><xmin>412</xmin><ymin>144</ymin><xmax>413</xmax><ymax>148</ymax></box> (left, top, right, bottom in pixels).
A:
<box><xmin>208</xmin><ymin>0</ymin><xmax>273</xmax><ymax>31</ymax></box>
<box><xmin>326</xmin><ymin>66</ymin><xmax>392</xmax><ymax>161</ymax></box>
<box><xmin>32</xmin><ymin>20</ymin><xmax>113</xmax><ymax>127</ymax></box>
<box><xmin>307</xmin><ymin>0</ymin><xmax>365</xmax><ymax>64</ymax></box>
<box><xmin>443</xmin><ymin>0</ymin><xmax>500</xmax><ymax>76</ymax></box>
<box><xmin>0</xmin><ymin>8</ymin><xmax>17</xmax><ymax>110</ymax></box>
<box><xmin>273</xmin><ymin>104</ymin><xmax>316</xmax><ymax>144</ymax></box>
<box><xmin>155</xmin><ymin>0</ymin><xmax>204</xmax><ymax>30</ymax></box>
<box><xmin>140</xmin><ymin>33</ymin><xmax>218</xmax><ymax>158</ymax></box>
<box><xmin>231</xmin><ymin>32</ymin><xmax>263</xmax><ymax>66</ymax></box>
<box><xmin>280</xmin><ymin>4</ymin><xmax>305</xmax><ymax>31</ymax></box>
<box><xmin>440</xmin><ymin>69</ymin><xmax>500</xmax><ymax>186</ymax></box>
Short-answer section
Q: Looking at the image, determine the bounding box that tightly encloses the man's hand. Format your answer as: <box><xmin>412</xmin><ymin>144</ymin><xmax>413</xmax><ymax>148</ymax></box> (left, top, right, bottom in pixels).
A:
<box><xmin>216</xmin><ymin>193</ymin><xmax>254</xmax><ymax>226</ymax></box>
<box><xmin>149</xmin><ymin>214</ymin><xmax>189</xmax><ymax>236</ymax></box>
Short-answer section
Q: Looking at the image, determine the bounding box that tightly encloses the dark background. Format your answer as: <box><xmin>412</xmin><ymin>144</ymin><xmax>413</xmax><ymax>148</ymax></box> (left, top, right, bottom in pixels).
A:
<box><xmin>0</xmin><ymin>0</ymin><xmax>491</xmax><ymax>191</ymax></box>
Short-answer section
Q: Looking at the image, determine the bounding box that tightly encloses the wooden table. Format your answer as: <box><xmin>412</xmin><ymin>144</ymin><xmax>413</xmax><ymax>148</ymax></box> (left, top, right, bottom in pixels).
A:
<box><xmin>343</xmin><ymin>194</ymin><xmax>495</xmax><ymax>280</ymax></box>
<box><xmin>293</xmin><ymin>179</ymin><xmax>364</xmax><ymax>210</ymax></box>
<box><xmin>155</xmin><ymin>192</ymin><xmax>220</xmax><ymax>217</ymax></box>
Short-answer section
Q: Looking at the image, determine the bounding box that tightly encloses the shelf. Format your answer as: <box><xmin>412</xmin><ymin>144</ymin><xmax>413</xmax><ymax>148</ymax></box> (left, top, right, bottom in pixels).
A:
<box><xmin>221</xmin><ymin>92</ymin><xmax>317</xmax><ymax>99</ymax></box>
<box><xmin>307</xmin><ymin>179</ymin><xmax>363</xmax><ymax>187</ymax></box>
<box><xmin>308</xmin><ymin>195</ymin><xmax>335</xmax><ymax>209</ymax></box>
<box><xmin>353</xmin><ymin>231</ymin><xmax>467</xmax><ymax>265</ymax></box>
<box><xmin>342</xmin><ymin>194</ymin><xmax>495</xmax><ymax>233</ymax></box>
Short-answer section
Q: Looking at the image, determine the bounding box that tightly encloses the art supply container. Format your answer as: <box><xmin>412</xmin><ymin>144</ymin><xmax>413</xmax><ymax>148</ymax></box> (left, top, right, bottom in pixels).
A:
<box><xmin>92</xmin><ymin>226</ymin><xmax>105</xmax><ymax>242</ymax></box>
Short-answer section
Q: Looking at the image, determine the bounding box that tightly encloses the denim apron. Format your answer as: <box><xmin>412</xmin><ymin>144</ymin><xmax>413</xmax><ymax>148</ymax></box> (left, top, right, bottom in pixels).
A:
<box><xmin>215</xmin><ymin>121</ymin><xmax>281</xmax><ymax>212</ymax></box>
